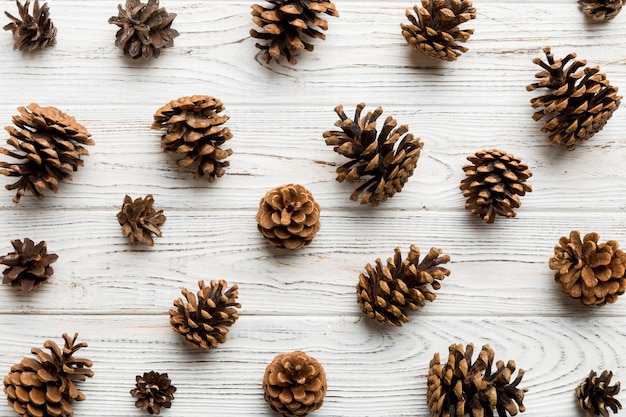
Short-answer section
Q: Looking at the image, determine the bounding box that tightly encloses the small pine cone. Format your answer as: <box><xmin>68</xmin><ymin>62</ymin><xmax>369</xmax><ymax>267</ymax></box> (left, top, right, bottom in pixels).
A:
<box><xmin>576</xmin><ymin>370</ymin><xmax>622</xmax><ymax>417</ymax></box>
<box><xmin>169</xmin><ymin>280</ymin><xmax>241</xmax><ymax>350</ymax></box>
<box><xmin>0</xmin><ymin>238</ymin><xmax>58</xmax><ymax>292</ymax></box>
<box><xmin>117</xmin><ymin>195</ymin><xmax>166</xmax><ymax>246</ymax></box>
<box><xmin>263</xmin><ymin>350</ymin><xmax>327</xmax><ymax>417</ymax></box>
<box><xmin>401</xmin><ymin>0</ymin><xmax>476</xmax><ymax>62</ymax></box>
<box><xmin>130</xmin><ymin>371</ymin><xmax>176</xmax><ymax>415</ymax></box>
<box><xmin>356</xmin><ymin>245</ymin><xmax>450</xmax><ymax>326</ymax></box>
<box><xmin>256</xmin><ymin>184</ymin><xmax>321</xmax><ymax>250</ymax></box>
<box><xmin>152</xmin><ymin>95</ymin><xmax>233</xmax><ymax>181</ymax></box>
<box><xmin>579</xmin><ymin>0</ymin><xmax>624</xmax><ymax>21</ymax></box>
<box><xmin>250</xmin><ymin>0</ymin><xmax>339</xmax><ymax>65</ymax></box>
<box><xmin>108</xmin><ymin>0</ymin><xmax>179</xmax><ymax>59</ymax></box>
<box><xmin>549</xmin><ymin>231</ymin><xmax>626</xmax><ymax>306</ymax></box>
<box><xmin>323</xmin><ymin>103</ymin><xmax>423</xmax><ymax>206</ymax></box>
<box><xmin>3</xmin><ymin>0</ymin><xmax>56</xmax><ymax>52</ymax></box>
<box><xmin>460</xmin><ymin>149</ymin><xmax>532</xmax><ymax>224</ymax></box>
<box><xmin>3</xmin><ymin>333</ymin><xmax>94</xmax><ymax>417</ymax></box>
<box><xmin>527</xmin><ymin>47</ymin><xmax>622</xmax><ymax>150</ymax></box>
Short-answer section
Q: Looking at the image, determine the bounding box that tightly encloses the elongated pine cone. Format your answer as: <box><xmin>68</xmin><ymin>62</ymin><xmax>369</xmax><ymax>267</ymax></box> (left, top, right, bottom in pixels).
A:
<box><xmin>460</xmin><ymin>149</ymin><xmax>532</xmax><ymax>224</ymax></box>
<box><xmin>250</xmin><ymin>0</ymin><xmax>339</xmax><ymax>65</ymax></box>
<box><xmin>117</xmin><ymin>195</ymin><xmax>166</xmax><ymax>246</ymax></box>
<box><xmin>323</xmin><ymin>103</ymin><xmax>423</xmax><ymax>206</ymax></box>
<box><xmin>152</xmin><ymin>95</ymin><xmax>233</xmax><ymax>181</ymax></box>
<box><xmin>108</xmin><ymin>0</ymin><xmax>179</xmax><ymax>59</ymax></box>
<box><xmin>401</xmin><ymin>0</ymin><xmax>476</xmax><ymax>61</ymax></box>
<box><xmin>0</xmin><ymin>238</ymin><xmax>58</xmax><ymax>292</ymax></box>
<box><xmin>3</xmin><ymin>0</ymin><xmax>56</xmax><ymax>51</ymax></box>
<box><xmin>256</xmin><ymin>184</ymin><xmax>321</xmax><ymax>250</ymax></box>
<box><xmin>579</xmin><ymin>0</ymin><xmax>624</xmax><ymax>21</ymax></box>
<box><xmin>527</xmin><ymin>47</ymin><xmax>621</xmax><ymax>150</ymax></box>
<box><xmin>3</xmin><ymin>333</ymin><xmax>94</xmax><ymax>417</ymax></box>
<box><xmin>427</xmin><ymin>343</ymin><xmax>527</xmax><ymax>417</ymax></box>
<box><xmin>169</xmin><ymin>280</ymin><xmax>241</xmax><ymax>350</ymax></box>
<box><xmin>356</xmin><ymin>245</ymin><xmax>450</xmax><ymax>326</ymax></box>
<box><xmin>263</xmin><ymin>350</ymin><xmax>327</xmax><ymax>417</ymax></box>
<box><xmin>130</xmin><ymin>371</ymin><xmax>176</xmax><ymax>415</ymax></box>
<box><xmin>549</xmin><ymin>231</ymin><xmax>626</xmax><ymax>306</ymax></box>
<box><xmin>576</xmin><ymin>370</ymin><xmax>622</xmax><ymax>417</ymax></box>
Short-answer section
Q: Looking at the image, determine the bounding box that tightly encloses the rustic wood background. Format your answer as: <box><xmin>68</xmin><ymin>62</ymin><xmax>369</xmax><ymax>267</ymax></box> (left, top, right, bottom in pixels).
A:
<box><xmin>1</xmin><ymin>0</ymin><xmax>626</xmax><ymax>416</ymax></box>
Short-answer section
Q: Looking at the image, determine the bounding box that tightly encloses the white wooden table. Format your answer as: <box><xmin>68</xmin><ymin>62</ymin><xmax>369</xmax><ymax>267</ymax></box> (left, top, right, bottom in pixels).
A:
<box><xmin>1</xmin><ymin>0</ymin><xmax>626</xmax><ymax>416</ymax></box>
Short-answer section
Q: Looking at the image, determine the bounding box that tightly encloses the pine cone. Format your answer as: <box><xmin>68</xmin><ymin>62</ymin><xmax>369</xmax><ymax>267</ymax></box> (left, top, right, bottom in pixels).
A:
<box><xmin>0</xmin><ymin>238</ymin><xmax>58</xmax><ymax>292</ymax></box>
<box><xmin>108</xmin><ymin>0</ymin><xmax>179</xmax><ymax>59</ymax></box>
<box><xmin>3</xmin><ymin>333</ymin><xmax>94</xmax><ymax>417</ymax></box>
<box><xmin>527</xmin><ymin>47</ymin><xmax>622</xmax><ymax>150</ymax></box>
<box><xmin>0</xmin><ymin>103</ymin><xmax>94</xmax><ymax>203</ymax></box>
<box><xmin>401</xmin><ymin>0</ymin><xmax>476</xmax><ymax>61</ymax></box>
<box><xmin>579</xmin><ymin>0</ymin><xmax>624</xmax><ymax>21</ymax></box>
<box><xmin>169</xmin><ymin>280</ymin><xmax>241</xmax><ymax>350</ymax></box>
<box><xmin>356</xmin><ymin>245</ymin><xmax>450</xmax><ymax>326</ymax></box>
<box><xmin>549</xmin><ymin>231</ymin><xmax>626</xmax><ymax>306</ymax></box>
<box><xmin>427</xmin><ymin>343</ymin><xmax>527</xmax><ymax>417</ymax></box>
<box><xmin>3</xmin><ymin>0</ymin><xmax>56</xmax><ymax>52</ymax></box>
<box><xmin>460</xmin><ymin>149</ymin><xmax>532</xmax><ymax>224</ymax></box>
<box><xmin>130</xmin><ymin>371</ymin><xmax>176</xmax><ymax>415</ymax></box>
<box><xmin>152</xmin><ymin>95</ymin><xmax>233</xmax><ymax>181</ymax></box>
<box><xmin>323</xmin><ymin>103</ymin><xmax>423</xmax><ymax>206</ymax></box>
<box><xmin>256</xmin><ymin>184</ymin><xmax>321</xmax><ymax>250</ymax></box>
<box><xmin>117</xmin><ymin>195</ymin><xmax>166</xmax><ymax>246</ymax></box>
<box><xmin>250</xmin><ymin>0</ymin><xmax>339</xmax><ymax>65</ymax></box>
<box><xmin>263</xmin><ymin>350</ymin><xmax>327</xmax><ymax>417</ymax></box>
<box><xmin>575</xmin><ymin>370</ymin><xmax>622</xmax><ymax>417</ymax></box>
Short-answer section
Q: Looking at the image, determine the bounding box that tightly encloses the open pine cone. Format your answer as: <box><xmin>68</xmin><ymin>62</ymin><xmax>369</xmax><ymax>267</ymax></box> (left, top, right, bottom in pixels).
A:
<box><xmin>0</xmin><ymin>238</ymin><xmax>58</xmax><ymax>292</ymax></box>
<box><xmin>3</xmin><ymin>333</ymin><xmax>94</xmax><ymax>417</ymax></box>
<box><xmin>323</xmin><ymin>103</ymin><xmax>423</xmax><ymax>206</ymax></box>
<box><xmin>427</xmin><ymin>343</ymin><xmax>527</xmax><ymax>417</ymax></box>
<box><xmin>575</xmin><ymin>370</ymin><xmax>622</xmax><ymax>417</ymax></box>
<box><xmin>130</xmin><ymin>371</ymin><xmax>176</xmax><ymax>415</ymax></box>
<box><xmin>117</xmin><ymin>195</ymin><xmax>166</xmax><ymax>246</ymax></box>
<box><xmin>250</xmin><ymin>0</ymin><xmax>339</xmax><ymax>65</ymax></box>
<box><xmin>356</xmin><ymin>245</ymin><xmax>450</xmax><ymax>326</ymax></box>
<box><xmin>3</xmin><ymin>0</ymin><xmax>56</xmax><ymax>51</ymax></box>
<box><xmin>401</xmin><ymin>0</ymin><xmax>476</xmax><ymax>61</ymax></box>
<box><xmin>579</xmin><ymin>0</ymin><xmax>624</xmax><ymax>21</ymax></box>
<box><xmin>549</xmin><ymin>231</ymin><xmax>626</xmax><ymax>306</ymax></box>
<box><xmin>527</xmin><ymin>47</ymin><xmax>622</xmax><ymax>150</ymax></box>
<box><xmin>263</xmin><ymin>350</ymin><xmax>327</xmax><ymax>417</ymax></box>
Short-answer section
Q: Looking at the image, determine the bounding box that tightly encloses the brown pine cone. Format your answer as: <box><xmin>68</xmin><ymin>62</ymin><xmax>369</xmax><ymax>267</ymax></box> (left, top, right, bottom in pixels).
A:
<box><xmin>549</xmin><ymin>231</ymin><xmax>626</xmax><ymax>306</ymax></box>
<box><xmin>263</xmin><ymin>350</ymin><xmax>327</xmax><ymax>417</ymax></box>
<box><xmin>356</xmin><ymin>245</ymin><xmax>450</xmax><ymax>326</ymax></box>
<box><xmin>579</xmin><ymin>0</ymin><xmax>624</xmax><ymax>21</ymax></box>
<box><xmin>575</xmin><ymin>370</ymin><xmax>622</xmax><ymax>417</ymax></box>
<box><xmin>117</xmin><ymin>195</ymin><xmax>166</xmax><ymax>246</ymax></box>
<box><xmin>0</xmin><ymin>238</ymin><xmax>58</xmax><ymax>292</ymax></box>
<box><xmin>130</xmin><ymin>371</ymin><xmax>176</xmax><ymax>415</ymax></box>
<box><xmin>3</xmin><ymin>0</ymin><xmax>56</xmax><ymax>51</ymax></box>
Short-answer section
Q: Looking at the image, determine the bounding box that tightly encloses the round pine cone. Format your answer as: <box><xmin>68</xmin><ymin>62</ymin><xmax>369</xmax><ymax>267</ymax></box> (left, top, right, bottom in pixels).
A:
<box><xmin>3</xmin><ymin>0</ymin><xmax>56</xmax><ymax>51</ymax></box>
<box><xmin>579</xmin><ymin>0</ymin><xmax>624</xmax><ymax>21</ymax></box>
<box><xmin>117</xmin><ymin>195</ymin><xmax>166</xmax><ymax>246</ymax></box>
<box><xmin>0</xmin><ymin>238</ymin><xmax>58</xmax><ymax>292</ymax></box>
<box><xmin>549</xmin><ymin>231</ymin><xmax>626</xmax><ymax>306</ymax></box>
<box><xmin>169</xmin><ymin>280</ymin><xmax>241</xmax><ymax>349</ymax></box>
<box><xmin>256</xmin><ymin>184</ymin><xmax>321</xmax><ymax>250</ymax></box>
<box><xmin>527</xmin><ymin>47</ymin><xmax>622</xmax><ymax>150</ymax></box>
<box><xmin>323</xmin><ymin>103</ymin><xmax>423</xmax><ymax>206</ymax></box>
<box><xmin>263</xmin><ymin>350</ymin><xmax>327</xmax><ymax>417</ymax></box>
<box><xmin>130</xmin><ymin>371</ymin><xmax>176</xmax><ymax>415</ymax></box>
<box><xmin>575</xmin><ymin>370</ymin><xmax>622</xmax><ymax>417</ymax></box>
<box><xmin>460</xmin><ymin>149</ymin><xmax>532</xmax><ymax>224</ymax></box>
<box><xmin>401</xmin><ymin>0</ymin><xmax>476</xmax><ymax>61</ymax></box>
<box><xmin>356</xmin><ymin>245</ymin><xmax>450</xmax><ymax>326</ymax></box>
<box><xmin>152</xmin><ymin>95</ymin><xmax>233</xmax><ymax>181</ymax></box>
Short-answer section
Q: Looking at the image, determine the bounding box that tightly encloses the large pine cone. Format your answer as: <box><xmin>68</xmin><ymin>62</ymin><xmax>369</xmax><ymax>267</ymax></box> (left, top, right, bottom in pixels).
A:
<box><xmin>549</xmin><ymin>231</ymin><xmax>626</xmax><ymax>306</ymax></box>
<box><xmin>117</xmin><ymin>195</ymin><xmax>166</xmax><ymax>246</ymax></box>
<box><xmin>460</xmin><ymin>149</ymin><xmax>532</xmax><ymax>224</ymax></box>
<box><xmin>3</xmin><ymin>0</ymin><xmax>56</xmax><ymax>51</ymax></box>
<box><xmin>3</xmin><ymin>333</ymin><xmax>94</xmax><ymax>417</ymax></box>
<box><xmin>130</xmin><ymin>371</ymin><xmax>176</xmax><ymax>415</ymax></box>
<box><xmin>579</xmin><ymin>0</ymin><xmax>624</xmax><ymax>21</ymax></box>
<box><xmin>527</xmin><ymin>47</ymin><xmax>621</xmax><ymax>150</ymax></box>
<box><xmin>263</xmin><ymin>350</ymin><xmax>327</xmax><ymax>417</ymax></box>
<box><xmin>323</xmin><ymin>103</ymin><xmax>423</xmax><ymax>206</ymax></box>
<box><xmin>0</xmin><ymin>238</ymin><xmax>58</xmax><ymax>292</ymax></box>
<box><xmin>575</xmin><ymin>370</ymin><xmax>622</xmax><ymax>417</ymax></box>
<box><xmin>427</xmin><ymin>343</ymin><xmax>527</xmax><ymax>417</ymax></box>
<box><xmin>169</xmin><ymin>280</ymin><xmax>241</xmax><ymax>350</ymax></box>
<box><xmin>401</xmin><ymin>0</ymin><xmax>476</xmax><ymax>61</ymax></box>
<box><xmin>152</xmin><ymin>95</ymin><xmax>233</xmax><ymax>182</ymax></box>
<box><xmin>250</xmin><ymin>0</ymin><xmax>339</xmax><ymax>65</ymax></box>
<box><xmin>356</xmin><ymin>245</ymin><xmax>450</xmax><ymax>326</ymax></box>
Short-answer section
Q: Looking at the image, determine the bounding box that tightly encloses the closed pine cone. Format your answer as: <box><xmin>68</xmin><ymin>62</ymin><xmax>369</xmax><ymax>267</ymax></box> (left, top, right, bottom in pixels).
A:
<box><xmin>250</xmin><ymin>0</ymin><xmax>339</xmax><ymax>65</ymax></box>
<box><xmin>356</xmin><ymin>245</ymin><xmax>450</xmax><ymax>326</ymax></box>
<box><xmin>323</xmin><ymin>103</ymin><xmax>423</xmax><ymax>206</ymax></box>
<box><xmin>401</xmin><ymin>0</ymin><xmax>476</xmax><ymax>61</ymax></box>
<box><xmin>527</xmin><ymin>47</ymin><xmax>621</xmax><ymax>150</ymax></box>
<box><xmin>0</xmin><ymin>238</ymin><xmax>58</xmax><ymax>292</ymax></box>
<box><xmin>575</xmin><ymin>370</ymin><xmax>622</xmax><ymax>417</ymax></box>
<box><xmin>256</xmin><ymin>184</ymin><xmax>321</xmax><ymax>250</ymax></box>
<box><xmin>263</xmin><ymin>350</ymin><xmax>327</xmax><ymax>417</ymax></box>
<box><xmin>117</xmin><ymin>195</ymin><xmax>166</xmax><ymax>246</ymax></box>
<box><xmin>3</xmin><ymin>333</ymin><xmax>94</xmax><ymax>417</ymax></box>
<box><xmin>130</xmin><ymin>371</ymin><xmax>176</xmax><ymax>415</ymax></box>
<box><xmin>579</xmin><ymin>0</ymin><xmax>624</xmax><ymax>21</ymax></box>
<box><xmin>3</xmin><ymin>0</ymin><xmax>56</xmax><ymax>51</ymax></box>
<box><xmin>549</xmin><ymin>231</ymin><xmax>626</xmax><ymax>306</ymax></box>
